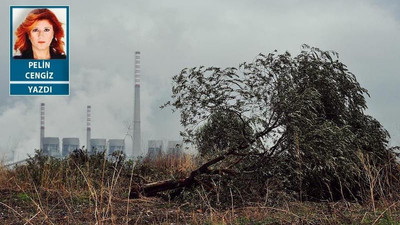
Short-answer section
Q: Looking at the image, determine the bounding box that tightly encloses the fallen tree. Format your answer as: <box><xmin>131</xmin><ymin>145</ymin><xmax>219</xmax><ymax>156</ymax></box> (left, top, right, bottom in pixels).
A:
<box><xmin>131</xmin><ymin>45</ymin><xmax>400</xmax><ymax>201</ymax></box>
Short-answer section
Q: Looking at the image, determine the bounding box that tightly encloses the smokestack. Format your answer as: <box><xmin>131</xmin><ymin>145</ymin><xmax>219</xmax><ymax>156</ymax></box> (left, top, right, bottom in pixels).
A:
<box><xmin>40</xmin><ymin>103</ymin><xmax>45</xmax><ymax>150</ymax></box>
<box><xmin>87</xmin><ymin>105</ymin><xmax>91</xmax><ymax>152</ymax></box>
<box><xmin>133</xmin><ymin>51</ymin><xmax>141</xmax><ymax>156</ymax></box>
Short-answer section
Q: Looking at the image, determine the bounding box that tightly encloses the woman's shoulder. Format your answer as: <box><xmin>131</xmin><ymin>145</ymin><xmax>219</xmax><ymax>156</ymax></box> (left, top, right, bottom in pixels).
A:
<box><xmin>13</xmin><ymin>50</ymin><xmax>33</xmax><ymax>59</ymax></box>
<box><xmin>53</xmin><ymin>54</ymin><xmax>66</xmax><ymax>59</ymax></box>
<box><xmin>51</xmin><ymin>51</ymin><xmax>66</xmax><ymax>59</ymax></box>
<box><xmin>13</xmin><ymin>53</ymin><xmax>31</xmax><ymax>59</ymax></box>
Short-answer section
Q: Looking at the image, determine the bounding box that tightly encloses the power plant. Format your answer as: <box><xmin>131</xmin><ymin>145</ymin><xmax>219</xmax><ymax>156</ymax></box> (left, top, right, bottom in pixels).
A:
<box><xmin>35</xmin><ymin>51</ymin><xmax>183</xmax><ymax>159</ymax></box>
<box><xmin>39</xmin><ymin>102</ymin><xmax>127</xmax><ymax>157</ymax></box>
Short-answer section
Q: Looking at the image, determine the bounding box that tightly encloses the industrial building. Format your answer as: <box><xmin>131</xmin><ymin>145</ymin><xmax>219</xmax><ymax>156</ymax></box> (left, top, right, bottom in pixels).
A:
<box><xmin>62</xmin><ymin>138</ymin><xmax>80</xmax><ymax>157</ymax></box>
<box><xmin>90</xmin><ymin>138</ymin><xmax>107</xmax><ymax>154</ymax></box>
<box><xmin>43</xmin><ymin>137</ymin><xmax>61</xmax><ymax>158</ymax></box>
<box><xmin>108</xmin><ymin>139</ymin><xmax>125</xmax><ymax>155</ymax></box>
<box><xmin>166</xmin><ymin>141</ymin><xmax>183</xmax><ymax>156</ymax></box>
<box><xmin>147</xmin><ymin>140</ymin><xmax>163</xmax><ymax>159</ymax></box>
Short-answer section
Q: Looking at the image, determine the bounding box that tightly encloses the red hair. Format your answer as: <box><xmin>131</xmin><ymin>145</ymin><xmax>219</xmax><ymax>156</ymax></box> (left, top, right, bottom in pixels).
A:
<box><xmin>14</xmin><ymin>8</ymin><xmax>65</xmax><ymax>56</ymax></box>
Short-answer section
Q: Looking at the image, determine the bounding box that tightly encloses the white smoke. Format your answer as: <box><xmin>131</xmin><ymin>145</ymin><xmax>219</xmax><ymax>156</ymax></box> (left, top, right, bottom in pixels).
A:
<box><xmin>0</xmin><ymin>65</ymin><xmax>182</xmax><ymax>161</ymax></box>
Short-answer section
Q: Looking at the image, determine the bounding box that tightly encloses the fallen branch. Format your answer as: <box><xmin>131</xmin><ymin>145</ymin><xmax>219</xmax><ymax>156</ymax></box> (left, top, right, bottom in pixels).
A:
<box><xmin>134</xmin><ymin>155</ymin><xmax>226</xmax><ymax>197</ymax></box>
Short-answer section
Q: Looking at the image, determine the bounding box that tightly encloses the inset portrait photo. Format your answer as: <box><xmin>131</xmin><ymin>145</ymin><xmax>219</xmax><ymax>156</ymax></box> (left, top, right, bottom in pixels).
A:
<box><xmin>11</xmin><ymin>7</ymin><xmax>68</xmax><ymax>60</ymax></box>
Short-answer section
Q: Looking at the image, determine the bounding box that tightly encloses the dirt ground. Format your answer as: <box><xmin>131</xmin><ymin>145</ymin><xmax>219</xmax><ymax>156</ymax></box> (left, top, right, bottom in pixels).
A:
<box><xmin>1</xmin><ymin>188</ymin><xmax>400</xmax><ymax>225</ymax></box>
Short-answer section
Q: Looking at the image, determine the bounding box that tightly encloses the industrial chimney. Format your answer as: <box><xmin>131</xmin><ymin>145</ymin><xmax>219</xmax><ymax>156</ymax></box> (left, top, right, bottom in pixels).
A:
<box><xmin>87</xmin><ymin>105</ymin><xmax>91</xmax><ymax>152</ymax></box>
<box><xmin>40</xmin><ymin>103</ymin><xmax>45</xmax><ymax>150</ymax></box>
<box><xmin>133</xmin><ymin>51</ymin><xmax>141</xmax><ymax>156</ymax></box>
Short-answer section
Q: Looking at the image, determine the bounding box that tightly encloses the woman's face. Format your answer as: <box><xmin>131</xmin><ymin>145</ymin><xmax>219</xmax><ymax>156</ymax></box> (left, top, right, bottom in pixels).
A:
<box><xmin>29</xmin><ymin>20</ymin><xmax>54</xmax><ymax>52</ymax></box>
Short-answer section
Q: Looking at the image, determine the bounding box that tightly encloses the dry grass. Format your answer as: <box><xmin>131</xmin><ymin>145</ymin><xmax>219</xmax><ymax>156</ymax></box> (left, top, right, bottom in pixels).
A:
<box><xmin>143</xmin><ymin>153</ymin><xmax>197</xmax><ymax>178</ymax></box>
<box><xmin>0</xmin><ymin>162</ymin><xmax>6</xmax><ymax>185</ymax></box>
<box><xmin>1</xmin><ymin>152</ymin><xmax>400</xmax><ymax>224</ymax></box>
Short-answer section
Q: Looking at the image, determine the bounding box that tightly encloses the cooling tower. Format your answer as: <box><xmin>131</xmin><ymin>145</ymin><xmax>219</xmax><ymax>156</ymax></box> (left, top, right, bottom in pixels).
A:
<box><xmin>133</xmin><ymin>51</ymin><xmax>141</xmax><ymax>156</ymax></box>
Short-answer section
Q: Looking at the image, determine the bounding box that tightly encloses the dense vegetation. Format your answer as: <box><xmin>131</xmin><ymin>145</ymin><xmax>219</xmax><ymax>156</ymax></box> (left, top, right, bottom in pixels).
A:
<box><xmin>1</xmin><ymin>150</ymin><xmax>400</xmax><ymax>224</ymax></box>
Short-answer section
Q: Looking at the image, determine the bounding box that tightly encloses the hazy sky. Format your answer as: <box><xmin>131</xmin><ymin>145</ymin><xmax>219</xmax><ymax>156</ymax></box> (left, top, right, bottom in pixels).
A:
<box><xmin>1</xmin><ymin>0</ymin><xmax>399</xmax><ymax>160</ymax></box>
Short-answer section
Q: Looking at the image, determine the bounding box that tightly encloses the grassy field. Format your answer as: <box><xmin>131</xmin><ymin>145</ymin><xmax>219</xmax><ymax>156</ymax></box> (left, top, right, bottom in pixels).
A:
<box><xmin>1</xmin><ymin>151</ymin><xmax>400</xmax><ymax>225</ymax></box>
